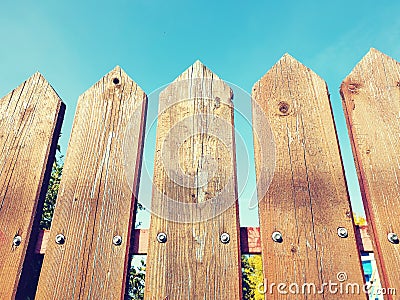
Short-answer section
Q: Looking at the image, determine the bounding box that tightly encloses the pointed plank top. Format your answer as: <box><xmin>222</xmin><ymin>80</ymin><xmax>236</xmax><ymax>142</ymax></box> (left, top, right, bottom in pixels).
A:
<box><xmin>160</xmin><ymin>60</ymin><xmax>232</xmax><ymax>108</ymax></box>
<box><xmin>254</xmin><ymin>53</ymin><xmax>325</xmax><ymax>91</ymax></box>
<box><xmin>173</xmin><ymin>60</ymin><xmax>223</xmax><ymax>82</ymax></box>
<box><xmin>1</xmin><ymin>72</ymin><xmax>63</xmax><ymax>106</ymax></box>
<box><xmin>79</xmin><ymin>65</ymin><xmax>146</xmax><ymax>100</ymax></box>
<box><xmin>343</xmin><ymin>48</ymin><xmax>399</xmax><ymax>80</ymax></box>
<box><xmin>341</xmin><ymin>48</ymin><xmax>399</xmax><ymax>102</ymax></box>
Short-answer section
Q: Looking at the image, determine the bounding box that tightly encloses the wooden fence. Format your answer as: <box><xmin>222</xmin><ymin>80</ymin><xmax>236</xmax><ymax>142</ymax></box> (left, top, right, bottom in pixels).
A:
<box><xmin>0</xmin><ymin>48</ymin><xmax>398</xmax><ymax>299</ymax></box>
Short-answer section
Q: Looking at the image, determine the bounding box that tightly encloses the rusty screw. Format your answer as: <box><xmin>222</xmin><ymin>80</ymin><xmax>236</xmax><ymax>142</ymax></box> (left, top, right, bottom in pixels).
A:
<box><xmin>157</xmin><ymin>232</ymin><xmax>167</xmax><ymax>243</ymax></box>
<box><xmin>220</xmin><ymin>232</ymin><xmax>230</xmax><ymax>244</ymax></box>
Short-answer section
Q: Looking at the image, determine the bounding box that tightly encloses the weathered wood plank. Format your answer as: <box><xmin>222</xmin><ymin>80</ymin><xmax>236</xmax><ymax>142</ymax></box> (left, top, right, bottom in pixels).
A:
<box><xmin>36</xmin><ymin>67</ymin><xmax>147</xmax><ymax>299</ymax></box>
<box><xmin>341</xmin><ymin>48</ymin><xmax>400</xmax><ymax>296</ymax></box>
<box><xmin>145</xmin><ymin>61</ymin><xmax>242</xmax><ymax>299</ymax></box>
<box><xmin>253</xmin><ymin>54</ymin><xmax>365</xmax><ymax>299</ymax></box>
<box><xmin>0</xmin><ymin>73</ymin><xmax>64</xmax><ymax>299</ymax></box>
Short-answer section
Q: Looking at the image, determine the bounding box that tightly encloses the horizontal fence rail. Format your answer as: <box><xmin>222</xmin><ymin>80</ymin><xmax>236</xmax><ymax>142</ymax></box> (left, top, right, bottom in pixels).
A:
<box><xmin>35</xmin><ymin>226</ymin><xmax>373</xmax><ymax>256</ymax></box>
<box><xmin>0</xmin><ymin>48</ymin><xmax>398</xmax><ymax>299</ymax></box>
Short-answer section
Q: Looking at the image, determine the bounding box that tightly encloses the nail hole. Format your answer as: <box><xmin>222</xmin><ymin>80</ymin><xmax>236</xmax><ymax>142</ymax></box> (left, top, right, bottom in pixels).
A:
<box><xmin>112</xmin><ymin>78</ymin><xmax>120</xmax><ymax>85</ymax></box>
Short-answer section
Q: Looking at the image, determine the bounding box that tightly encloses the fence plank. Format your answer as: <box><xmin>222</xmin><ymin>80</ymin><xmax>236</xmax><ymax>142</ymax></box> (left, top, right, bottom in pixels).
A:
<box><xmin>252</xmin><ymin>54</ymin><xmax>365</xmax><ymax>299</ymax></box>
<box><xmin>36</xmin><ymin>67</ymin><xmax>147</xmax><ymax>299</ymax></box>
<box><xmin>341</xmin><ymin>48</ymin><xmax>400</xmax><ymax>296</ymax></box>
<box><xmin>0</xmin><ymin>73</ymin><xmax>64</xmax><ymax>299</ymax></box>
<box><xmin>145</xmin><ymin>61</ymin><xmax>242</xmax><ymax>299</ymax></box>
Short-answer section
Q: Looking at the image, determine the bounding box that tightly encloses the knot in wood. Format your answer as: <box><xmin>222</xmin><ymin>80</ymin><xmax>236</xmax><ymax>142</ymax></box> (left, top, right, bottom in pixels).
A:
<box><xmin>278</xmin><ymin>102</ymin><xmax>290</xmax><ymax>115</ymax></box>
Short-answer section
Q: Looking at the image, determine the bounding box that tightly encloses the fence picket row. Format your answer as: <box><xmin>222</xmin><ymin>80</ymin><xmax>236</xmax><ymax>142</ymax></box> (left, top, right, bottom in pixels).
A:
<box><xmin>0</xmin><ymin>49</ymin><xmax>398</xmax><ymax>299</ymax></box>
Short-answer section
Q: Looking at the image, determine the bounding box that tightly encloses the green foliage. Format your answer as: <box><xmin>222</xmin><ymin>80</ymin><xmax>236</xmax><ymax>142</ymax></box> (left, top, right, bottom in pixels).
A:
<box><xmin>127</xmin><ymin>258</ymin><xmax>146</xmax><ymax>300</ymax></box>
<box><xmin>242</xmin><ymin>255</ymin><xmax>264</xmax><ymax>300</ymax></box>
<box><xmin>40</xmin><ymin>153</ymin><xmax>63</xmax><ymax>230</ymax></box>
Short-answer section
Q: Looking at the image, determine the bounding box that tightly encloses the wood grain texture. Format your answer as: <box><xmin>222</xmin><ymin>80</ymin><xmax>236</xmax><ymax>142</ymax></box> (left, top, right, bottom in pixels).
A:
<box><xmin>35</xmin><ymin>66</ymin><xmax>147</xmax><ymax>300</ymax></box>
<box><xmin>144</xmin><ymin>61</ymin><xmax>242</xmax><ymax>299</ymax></box>
<box><xmin>0</xmin><ymin>73</ymin><xmax>64</xmax><ymax>299</ymax></box>
<box><xmin>340</xmin><ymin>48</ymin><xmax>400</xmax><ymax>297</ymax></box>
<box><xmin>252</xmin><ymin>54</ymin><xmax>365</xmax><ymax>299</ymax></box>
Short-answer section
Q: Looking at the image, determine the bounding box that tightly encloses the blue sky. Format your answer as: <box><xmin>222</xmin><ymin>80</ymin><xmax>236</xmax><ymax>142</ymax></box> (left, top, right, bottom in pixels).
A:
<box><xmin>0</xmin><ymin>1</ymin><xmax>399</xmax><ymax>227</ymax></box>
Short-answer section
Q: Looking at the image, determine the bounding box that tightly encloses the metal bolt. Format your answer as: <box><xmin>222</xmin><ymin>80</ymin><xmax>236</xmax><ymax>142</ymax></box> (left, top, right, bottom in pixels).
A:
<box><xmin>388</xmin><ymin>233</ymin><xmax>399</xmax><ymax>244</ymax></box>
<box><xmin>157</xmin><ymin>232</ymin><xmax>167</xmax><ymax>243</ymax></box>
<box><xmin>337</xmin><ymin>227</ymin><xmax>348</xmax><ymax>238</ymax></box>
<box><xmin>13</xmin><ymin>235</ymin><xmax>22</xmax><ymax>247</ymax></box>
<box><xmin>113</xmin><ymin>235</ymin><xmax>123</xmax><ymax>246</ymax></box>
<box><xmin>220</xmin><ymin>232</ymin><xmax>230</xmax><ymax>244</ymax></box>
<box><xmin>272</xmin><ymin>231</ymin><xmax>283</xmax><ymax>243</ymax></box>
<box><xmin>55</xmin><ymin>234</ymin><xmax>65</xmax><ymax>245</ymax></box>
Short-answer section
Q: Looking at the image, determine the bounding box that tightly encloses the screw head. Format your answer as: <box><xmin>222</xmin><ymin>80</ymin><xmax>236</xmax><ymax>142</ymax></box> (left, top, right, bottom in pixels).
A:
<box><xmin>157</xmin><ymin>232</ymin><xmax>167</xmax><ymax>243</ymax></box>
<box><xmin>272</xmin><ymin>231</ymin><xmax>283</xmax><ymax>243</ymax></box>
<box><xmin>55</xmin><ymin>234</ymin><xmax>65</xmax><ymax>245</ymax></box>
<box><xmin>337</xmin><ymin>227</ymin><xmax>348</xmax><ymax>238</ymax></box>
<box><xmin>13</xmin><ymin>235</ymin><xmax>22</xmax><ymax>247</ymax></box>
<box><xmin>220</xmin><ymin>232</ymin><xmax>230</xmax><ymax>244</ymax></box>
<box><xmin>388</xmin><ymin>233</ymin><xmax>399</xmax><ymax>244</ymax></box>
<box><xmin>113</xmin><ymin>235</ymin><xmax>123</xmax><ymax>246</ymax></box>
